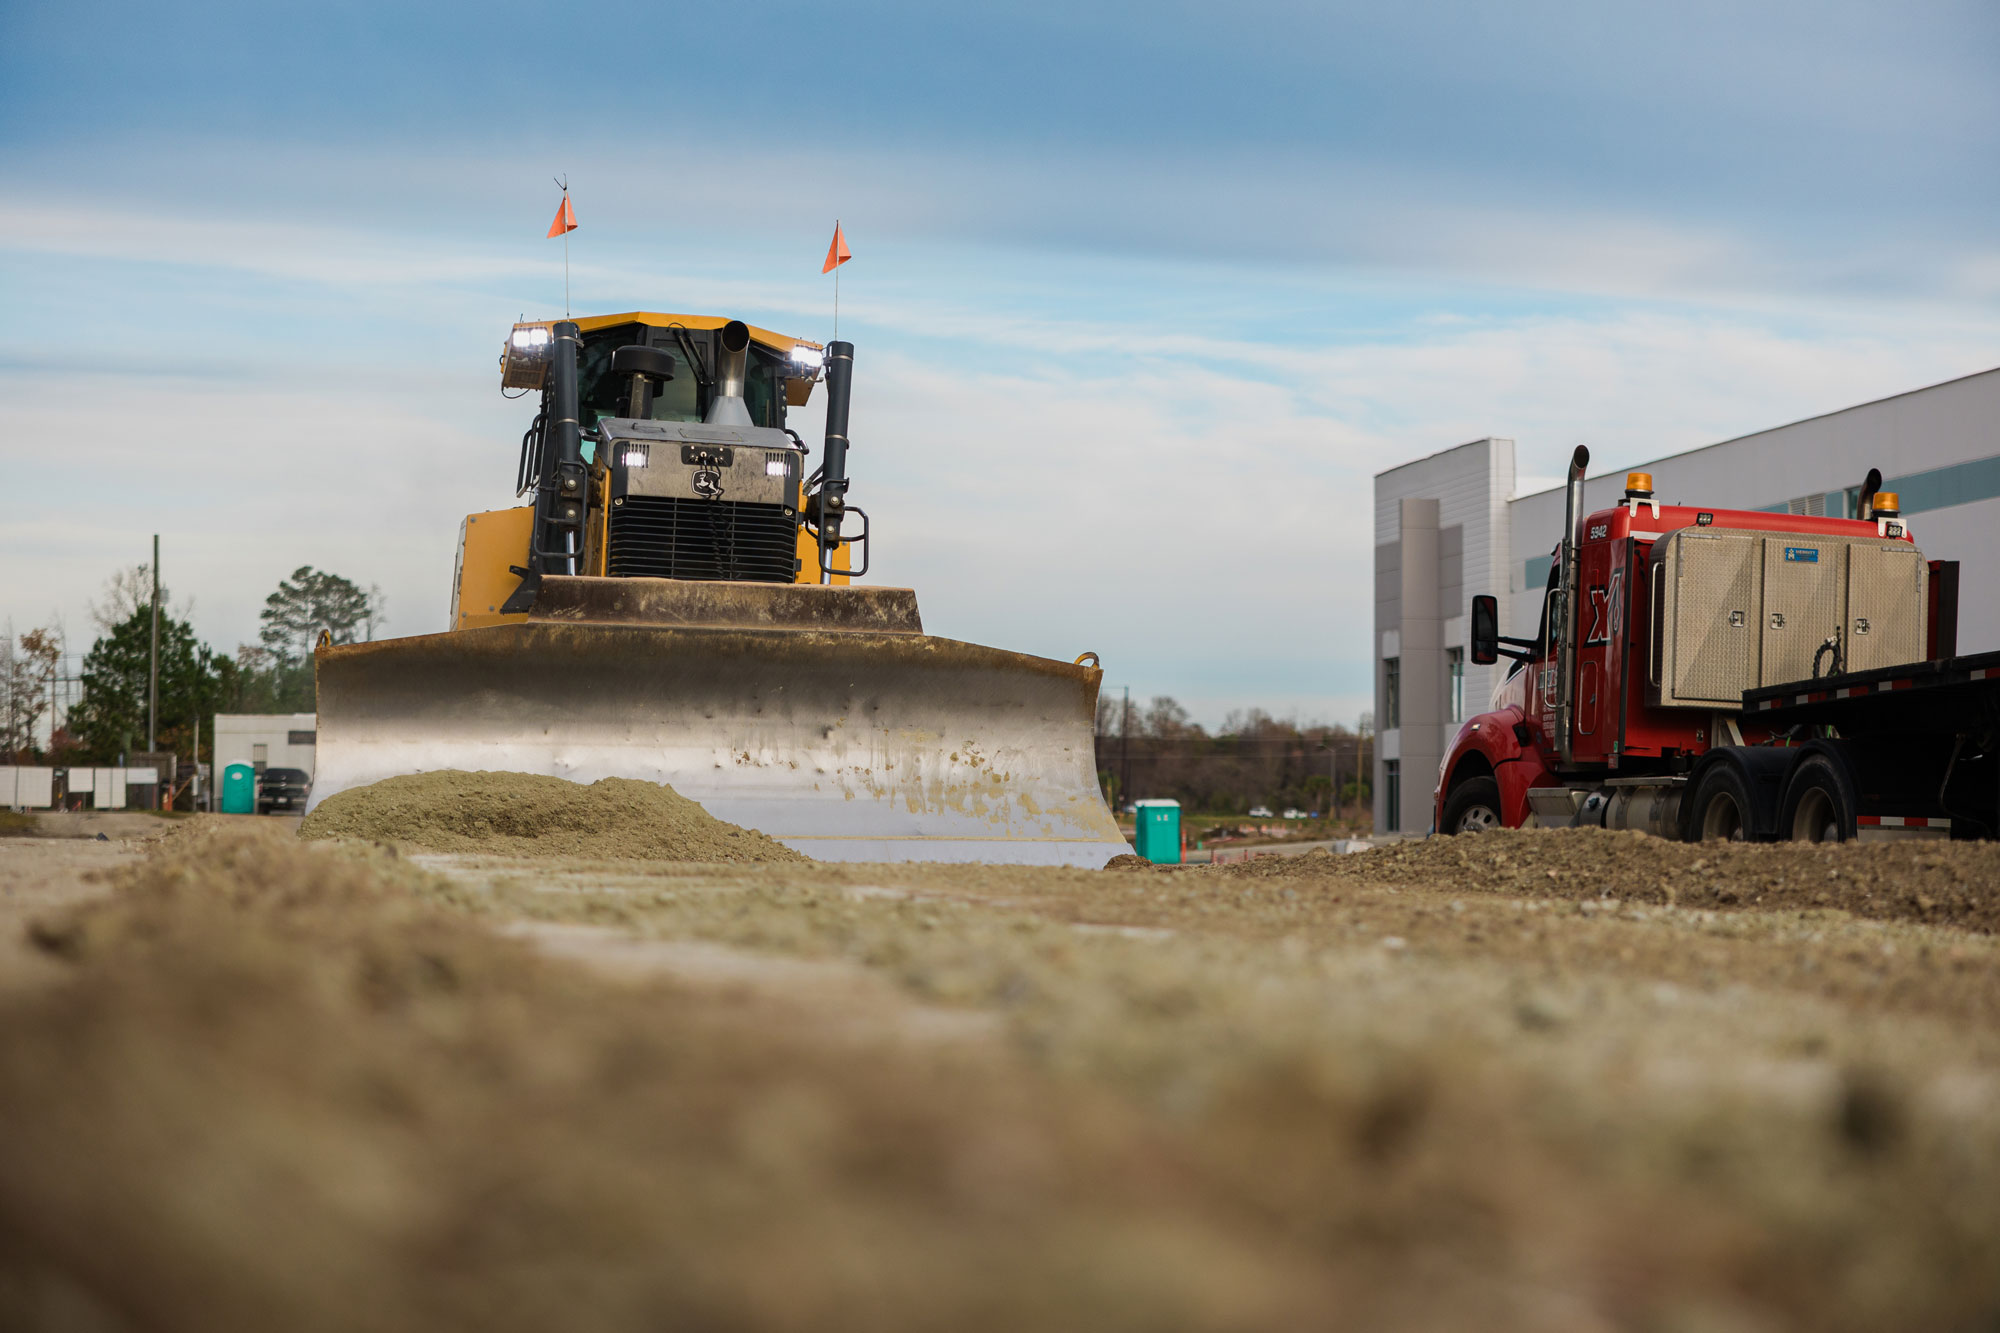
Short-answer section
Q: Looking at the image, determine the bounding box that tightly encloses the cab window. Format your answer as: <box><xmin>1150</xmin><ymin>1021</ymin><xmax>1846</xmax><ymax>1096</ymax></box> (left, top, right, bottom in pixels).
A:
<box><xmin>1509</xmin><ymin>555</ymin><xmax>1559</xmax><ymax>678</ymax></box>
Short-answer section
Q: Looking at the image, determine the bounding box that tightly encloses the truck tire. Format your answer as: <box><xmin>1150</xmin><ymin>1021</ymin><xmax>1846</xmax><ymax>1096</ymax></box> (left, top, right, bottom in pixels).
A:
<box><xmin>1687</xmin><ymin>765</ymin><xmax>1757</xmax><ymax>842</ymax></box>
<box><xmin>1441</xmin><ymin>777</ymin><xmax>1503</xmax><ymax>834</ymax></box>
<box><xmin>1779</xmin><ymin>754</ymin><xmax>1856</xmax><ymax>843</ymax></box>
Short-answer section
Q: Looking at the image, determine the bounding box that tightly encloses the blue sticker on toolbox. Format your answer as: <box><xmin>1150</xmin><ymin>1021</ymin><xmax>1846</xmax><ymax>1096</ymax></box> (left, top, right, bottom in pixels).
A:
<box><xmin>1783</xmin><ymin>547</ymin><xmax>1819</xmax><ymax>563</ymax></box>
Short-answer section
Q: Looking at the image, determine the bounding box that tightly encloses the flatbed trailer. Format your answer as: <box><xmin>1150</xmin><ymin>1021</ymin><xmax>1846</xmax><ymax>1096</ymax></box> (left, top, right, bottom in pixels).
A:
<box><xmin>1730</xmin><ymin>649</ymin><xmax>2000</xmax><ymax>841</ymax></box>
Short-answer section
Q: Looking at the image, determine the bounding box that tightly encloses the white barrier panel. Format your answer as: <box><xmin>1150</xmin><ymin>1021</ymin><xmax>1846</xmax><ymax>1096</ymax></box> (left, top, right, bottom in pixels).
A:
<box><xmin>1</xmin><ymin>767</ymin><xmax>55</xmax><ymax>809</ymax></box>
<box><xmin>92</xmin><ymin>768</ymin><xmax>127</xmax><ymax>809</ymax></box>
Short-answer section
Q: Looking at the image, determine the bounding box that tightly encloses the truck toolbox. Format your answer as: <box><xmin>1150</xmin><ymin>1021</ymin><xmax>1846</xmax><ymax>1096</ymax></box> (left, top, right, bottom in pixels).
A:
<box><xmin>1651</xmin><ymin>528</ymin><xmax>1928</xmax><ymax>709</ymax></box>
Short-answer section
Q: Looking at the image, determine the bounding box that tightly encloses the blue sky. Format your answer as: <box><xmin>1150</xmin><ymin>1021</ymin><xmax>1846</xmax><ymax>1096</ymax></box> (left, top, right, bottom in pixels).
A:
<box><xmin>4</xmin><ymin>0</ymin><xmax>1997</xmax><ymax>725</ymax></box>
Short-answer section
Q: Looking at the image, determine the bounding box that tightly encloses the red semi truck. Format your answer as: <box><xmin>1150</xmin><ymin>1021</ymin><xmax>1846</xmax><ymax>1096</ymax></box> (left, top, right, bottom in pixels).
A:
<box><xmin>1438</xmin><ymin>447</ymin><xmax>1993</xmax><ymax>842</ymax></box>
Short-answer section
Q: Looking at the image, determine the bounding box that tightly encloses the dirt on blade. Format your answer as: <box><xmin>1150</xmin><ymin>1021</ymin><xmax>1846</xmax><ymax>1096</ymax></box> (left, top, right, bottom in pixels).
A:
<box><xmin>1222</xmin><ymin>826</ymin><xmax>2000</xmax><ymax>933</ymax></box>
<box><xmin>298</xmin><ymin>770</ymin><xmax>806</xmax><ymax>862</ymax></box>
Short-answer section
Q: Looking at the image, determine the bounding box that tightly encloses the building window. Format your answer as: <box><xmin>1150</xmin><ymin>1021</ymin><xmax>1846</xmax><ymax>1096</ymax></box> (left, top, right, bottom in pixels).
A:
<box><xmin>1448</xmin><ymin>647</ymin><xmax>1465</xmax><ymax>723</ymax></box>
<box><xmin>1384</xmin><ymin>759</ymin><xmax>1401</xmax><ymax>831</ymax></box>
<box><xmin>1384</xmin><ymin>657</ymin><xmax>1401</xmax><ymax>730</ymax></box>
<box><xmin>1523</xmin><ymin>554</ymin><xmax>1553</xmax><ymax>593</ymax></box>
<box><xmin>288</xmin><ymin>730</ymin><xmax>316</xmax><ymax>746</ymax></box>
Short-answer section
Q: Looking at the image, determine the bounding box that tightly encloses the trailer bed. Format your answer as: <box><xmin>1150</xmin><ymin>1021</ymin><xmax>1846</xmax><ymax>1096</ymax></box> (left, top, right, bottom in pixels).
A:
<box><xmin>1744</xmin><ymin>649</ymin><xmax>2000</xmax><ymax>733</ymax></box>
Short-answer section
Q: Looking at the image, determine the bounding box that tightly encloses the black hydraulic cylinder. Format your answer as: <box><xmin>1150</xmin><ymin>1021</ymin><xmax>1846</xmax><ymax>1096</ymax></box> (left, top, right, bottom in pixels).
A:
<box><xmin>814</xmin><ymin>339</ymin><xmax>854</xmax><ymax>579</ymax></box>
<box><xmin>513</xmin><ymin>320</ymin><xmax>585</xmax><ymax>602</ymax></box>
<box><xmin>541</xmin><ymin>320</ymin><xmax>585</xmax><ymax>576</ymax></box>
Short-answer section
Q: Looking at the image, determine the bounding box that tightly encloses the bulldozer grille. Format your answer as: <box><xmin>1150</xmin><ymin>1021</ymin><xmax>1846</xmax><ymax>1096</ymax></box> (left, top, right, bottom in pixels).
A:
<box><xmin>607</xmin><ymin>496</ymin><xmax>798</xmax><ymax>584</ymax></box>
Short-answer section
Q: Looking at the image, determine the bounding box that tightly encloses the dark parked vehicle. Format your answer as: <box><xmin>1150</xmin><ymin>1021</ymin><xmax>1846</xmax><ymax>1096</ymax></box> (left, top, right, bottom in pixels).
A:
<box><xmin>257</xmin><ymin>767</ymin><xmax>312</xmax><ymax>815</ymax></box>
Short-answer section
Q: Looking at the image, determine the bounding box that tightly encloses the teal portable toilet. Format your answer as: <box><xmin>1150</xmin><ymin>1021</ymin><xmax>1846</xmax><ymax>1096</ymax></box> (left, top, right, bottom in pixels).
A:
<box><xmin>221</xmin><ymin>763</ymin><xmax>256</xmax><ymax>815</ymax></box>
<box><xmin>1133</xmin><ymin>799</ymin><xmax>1182</xmax><ymax>865</ymax></box>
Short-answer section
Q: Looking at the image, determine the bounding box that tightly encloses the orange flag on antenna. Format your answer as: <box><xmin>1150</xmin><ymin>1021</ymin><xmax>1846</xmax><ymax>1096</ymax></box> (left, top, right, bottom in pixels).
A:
<box><xmin>547</xmin><ymin>195</ymin><xmax>576</xmax><ymax>238</ymax></box>
<box><xmin>821</xmin><ymin>222</ymin><xmax>851</xmax><ymax>273</ymax></box>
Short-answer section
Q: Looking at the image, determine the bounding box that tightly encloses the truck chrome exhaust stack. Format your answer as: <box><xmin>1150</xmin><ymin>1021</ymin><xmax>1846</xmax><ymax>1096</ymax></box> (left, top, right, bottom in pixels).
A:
<box><xmin>704</xmin><ymin>320</ymin><xmax>755</xmax><ymax>427</ymax></box>
<box><xmin>1555</xmin><ymin>445</ymin><xmax>1590</xmax><ymax>764</ymax></box>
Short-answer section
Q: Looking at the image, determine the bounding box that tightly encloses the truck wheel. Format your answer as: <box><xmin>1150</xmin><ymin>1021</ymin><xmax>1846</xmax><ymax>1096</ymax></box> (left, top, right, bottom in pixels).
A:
<box><xmin>1442</xmin><ymin>777</ymin><xmax>1503</xmax><ymax>834</ymax></box>
<box><xmin>1780</xmin><ymin>755</ymin><xmax>1854</xmax><ymax>843</ymax></box>
<box><xmin>1689</xmin><ymin>766</ymin><xmax>1755</xmax><ymax>842</ymax></box>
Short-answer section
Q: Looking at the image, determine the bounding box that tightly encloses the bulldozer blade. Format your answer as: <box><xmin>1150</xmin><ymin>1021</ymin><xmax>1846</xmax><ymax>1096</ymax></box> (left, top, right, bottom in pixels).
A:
<box><xmin>307</xmin><ymin>622</ymin><xmax>1130</xmax><ymax>866</ymax></box>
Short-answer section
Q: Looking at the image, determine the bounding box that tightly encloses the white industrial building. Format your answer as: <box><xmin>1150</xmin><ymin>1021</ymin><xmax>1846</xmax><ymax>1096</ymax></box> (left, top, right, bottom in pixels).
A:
<box><xmin>213</xmin><ymin>713</ymin><xmax>318</xmax><ymax>778</ymax></box>
<box><xmin>1373</xmin><ymin>365</ymin><xmax>2000</xmax><ymax>833</ymax></box>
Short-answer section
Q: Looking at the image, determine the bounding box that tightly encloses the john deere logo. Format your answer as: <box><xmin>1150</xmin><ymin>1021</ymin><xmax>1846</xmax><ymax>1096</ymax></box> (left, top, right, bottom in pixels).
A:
<box><xmin>693</xmin><ymin>469</ymin><xmax>725</xmax><ymax>499</ymax></box>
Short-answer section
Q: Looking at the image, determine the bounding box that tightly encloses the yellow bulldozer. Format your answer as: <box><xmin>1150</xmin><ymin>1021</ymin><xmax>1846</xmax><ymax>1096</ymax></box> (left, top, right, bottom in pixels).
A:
<box><xmin>305</xmin><ymin>312</ymin><xmax>1128</xmax><ymax>865</ymax></box>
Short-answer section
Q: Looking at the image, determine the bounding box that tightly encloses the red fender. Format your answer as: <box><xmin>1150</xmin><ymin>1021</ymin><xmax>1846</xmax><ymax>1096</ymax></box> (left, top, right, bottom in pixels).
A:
<box><xmin>1435</xmin><ymin>707</ymin><xmax>1557</xmax><ymax>829</ymax></box>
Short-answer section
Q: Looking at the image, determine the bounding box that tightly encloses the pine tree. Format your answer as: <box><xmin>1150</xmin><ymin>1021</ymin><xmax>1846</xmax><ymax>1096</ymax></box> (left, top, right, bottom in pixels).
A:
<box><xmin>71</xmin><ymin>602</ymin><xmax>234</xmax><ymax>764</ymax></box>
<box><xmin>259</xmin><ymin>567</ymin><xmax>382</xmax><ymax>660</ymax></box>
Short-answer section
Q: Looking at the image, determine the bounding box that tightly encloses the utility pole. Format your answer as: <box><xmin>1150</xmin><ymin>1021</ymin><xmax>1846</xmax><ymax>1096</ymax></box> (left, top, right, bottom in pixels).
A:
<box><xmin>1120</xmin><ymin>685</ymin><xmax>1131</xmax><ymax>807</ymax></box>
<box><xmin>1330</xmin><ymin>733</ymin><xmax>1339</xmax><ymax>823</ymax></box>
<box><xmin>1318</xmin><ymin>731</ymin><xmax>1341</xmax><ymax>824</ymax></box>
<box><xmin>148</xmin><ymin>535</ymin><xmax>160</xmax><ymax>754</ymax></box>
<box><xmin>47</xmin><ymin>632</ymin><xmax>59</xmax><ymax>759</ymax></box>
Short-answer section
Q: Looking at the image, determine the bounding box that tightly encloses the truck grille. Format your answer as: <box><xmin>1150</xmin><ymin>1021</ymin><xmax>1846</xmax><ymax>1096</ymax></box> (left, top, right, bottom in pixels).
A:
<box><xmin>606</xmin><ymin>496</ymin><xmax>798</xmax><ymax>584</ymax></box>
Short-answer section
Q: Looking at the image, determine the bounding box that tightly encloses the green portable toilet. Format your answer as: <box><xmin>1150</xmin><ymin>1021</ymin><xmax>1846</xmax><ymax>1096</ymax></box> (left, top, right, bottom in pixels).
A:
<box><xmin>221</xmin><ymin>763</ymin><xmax>256</xmax><ymax>815</ymax></box>
<box><xmin>1133</xmin><ymin>799</ymin><xmax>1182</xmax><ymax>865</ymax></box>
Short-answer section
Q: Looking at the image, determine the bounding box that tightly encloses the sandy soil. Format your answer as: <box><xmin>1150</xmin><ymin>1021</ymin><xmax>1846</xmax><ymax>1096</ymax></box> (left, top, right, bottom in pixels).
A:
<box><xmin>1</xmin><ymin>819</ymin><xmax>1996</xmax><ymax>1331</ymax></box>
<box><xmin>3</xmin><ymin>810</ymin><xmax>299</xmax><ymax>839</ymax></box>
<box><xmin>300</xmin><ymin>770</ymin><xmax>802</xmax><ymax>862</ymax></box>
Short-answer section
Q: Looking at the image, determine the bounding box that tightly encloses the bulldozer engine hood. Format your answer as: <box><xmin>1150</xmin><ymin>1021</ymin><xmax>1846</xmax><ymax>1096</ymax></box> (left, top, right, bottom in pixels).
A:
<box><xmin>600</xmin><ymin>418</ymin><xmax>802</xmax><ymax>508</ymax></box>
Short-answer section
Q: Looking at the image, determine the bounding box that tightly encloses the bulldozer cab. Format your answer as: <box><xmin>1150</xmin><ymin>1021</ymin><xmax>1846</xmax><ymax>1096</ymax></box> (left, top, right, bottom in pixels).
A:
<box><xmin>568</xmin><ymin>315</ymin><xmax>818</xmax><ymax>437</ymax></box>
<box><xmin>479</xmin><ymin>311</ymin><xmax>847</xmax><ymax>611</ymax></box>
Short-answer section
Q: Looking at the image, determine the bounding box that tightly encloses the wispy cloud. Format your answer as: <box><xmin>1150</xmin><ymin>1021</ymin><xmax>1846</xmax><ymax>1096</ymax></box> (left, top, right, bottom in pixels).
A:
<box><xmin>4</xmin><ymin>179</ymin><xmax>1997</xmax><ymax>727</ymax></box>
<box><xmin>4</xmin><ymin>0</ymin><xmax>1996</xmax><ymax>726</ymax></box>
<box><xmin>7</xmin><ymin>129</ymin><xmax>1998</xmax><ymax>315</ymax></box>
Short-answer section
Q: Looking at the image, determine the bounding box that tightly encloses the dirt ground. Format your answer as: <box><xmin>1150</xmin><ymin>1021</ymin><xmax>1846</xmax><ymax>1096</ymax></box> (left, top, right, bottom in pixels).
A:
<box><xmin>1</xmin><ymin>819</ymin><xmax>1997</xmax><ymax>1331</ymax></box>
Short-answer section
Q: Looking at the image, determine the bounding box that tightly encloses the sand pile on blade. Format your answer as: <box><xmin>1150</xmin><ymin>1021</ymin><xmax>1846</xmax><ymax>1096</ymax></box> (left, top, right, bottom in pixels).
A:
<box><xmin>299</xmin><ymin>771</ymin><xmax>807</xmax><ymax>862</ymax></box>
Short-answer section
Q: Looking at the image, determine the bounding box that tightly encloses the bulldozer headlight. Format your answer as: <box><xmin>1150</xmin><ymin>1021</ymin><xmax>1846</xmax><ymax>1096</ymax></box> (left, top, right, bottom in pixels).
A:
<box><xmin>789</xmin><ymin>345</ymin><xmax>824</xmax><ymax>371</ymax></box>
<box><xmin>766</xmin><ymin>459</ymin><xmax>789</xmax><ymax>476</ymax></box>
<box><xmin>620</xmin><ymin>443</ymin><xmax>650</xmax><ymax>469</ymax></box>
<box><xmin>501</xmin><ymin>322</ymin><xmax>556</xmax><ymax>390</ymax></box>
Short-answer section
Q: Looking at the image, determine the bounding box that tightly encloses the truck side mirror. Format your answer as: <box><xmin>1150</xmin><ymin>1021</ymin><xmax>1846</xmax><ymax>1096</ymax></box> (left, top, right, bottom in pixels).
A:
<box><xmin>1470</xmin><ymin>594</ymin><xmax>1500</xmax><ymax>665</ymax></box>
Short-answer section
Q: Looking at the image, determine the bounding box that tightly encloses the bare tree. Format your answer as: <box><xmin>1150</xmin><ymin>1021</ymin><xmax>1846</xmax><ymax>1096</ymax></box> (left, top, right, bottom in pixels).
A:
<box><xmin>361</xmin><ymin>583</ymin><xmax>389</xmax><ymax>641</ymax></box>
<box><xmin>0</xmin><ymin>623</ymin><xmax>62</xmax><ymax>759</ymax></box>
<box><xmin>88</xmin><ymin>565</ymin><xmax>153</xmax><ymax>634</ymax></box>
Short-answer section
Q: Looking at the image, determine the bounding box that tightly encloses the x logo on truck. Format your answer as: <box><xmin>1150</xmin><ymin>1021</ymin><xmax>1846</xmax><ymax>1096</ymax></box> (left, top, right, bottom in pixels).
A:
<box><xmin>1584</xmin><ymin>573</ymin><xmax>1621</xmax><ymax>646</ymax></box>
